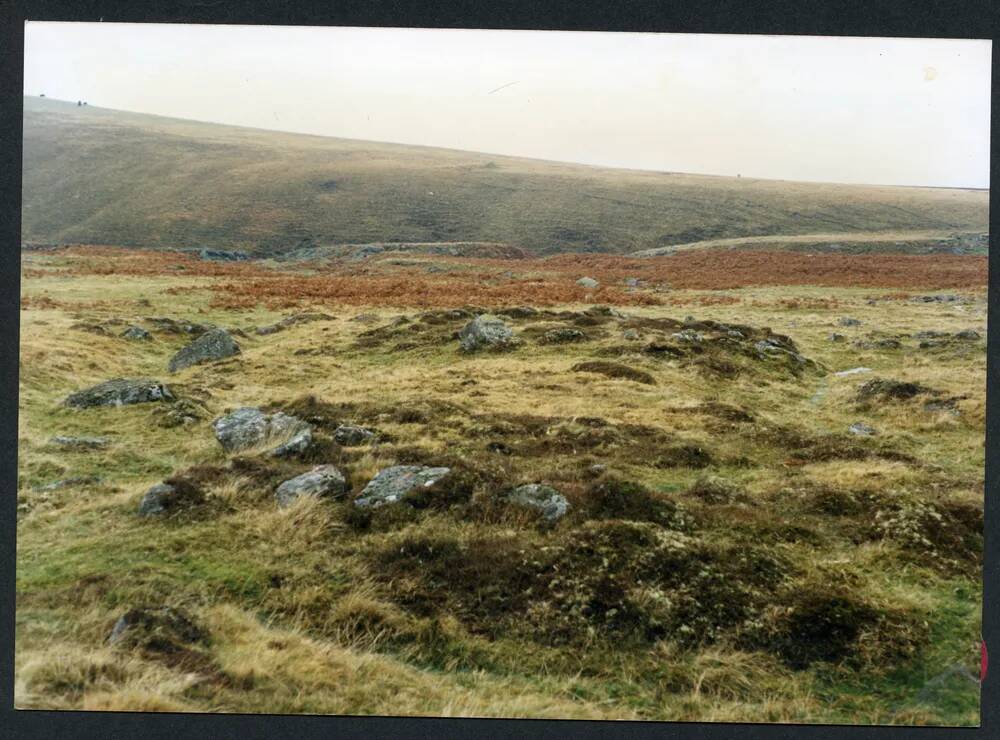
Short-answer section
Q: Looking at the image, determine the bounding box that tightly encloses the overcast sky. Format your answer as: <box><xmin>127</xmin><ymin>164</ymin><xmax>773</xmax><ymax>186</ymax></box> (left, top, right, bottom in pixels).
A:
<box><xmin>23</xmin><ymin>23</ymin><xmax>992</xmax><ymax>188</ymax></box>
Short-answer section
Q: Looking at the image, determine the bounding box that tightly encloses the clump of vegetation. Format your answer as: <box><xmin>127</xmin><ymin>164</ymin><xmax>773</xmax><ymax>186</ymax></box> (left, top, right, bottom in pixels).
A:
<box><xmin>571</xmin><ymin>360</ymin><xmax>657</xmax><ymax>385</ymax></box>
<box><xmin>578</xmin><ymin>478</ymin><xmax>691</xmax><ymax>528</ymax></box>
<box><xmin>685</xmin><ymin>475</ymin><xmax>746</xmax><ymax>504</ymax></box>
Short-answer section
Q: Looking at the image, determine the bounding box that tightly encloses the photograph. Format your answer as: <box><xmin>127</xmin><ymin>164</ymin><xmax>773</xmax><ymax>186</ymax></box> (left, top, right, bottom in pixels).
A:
<box><xmin>15</xmin><ymin>22</ymin><xmax>989</xmax><ymax>725</ymax></box>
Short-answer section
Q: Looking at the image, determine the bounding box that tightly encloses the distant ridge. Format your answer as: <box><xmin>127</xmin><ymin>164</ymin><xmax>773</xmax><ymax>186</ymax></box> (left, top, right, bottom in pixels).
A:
<box><xmin>21</xmin><ymin>96</ymin><xmax>989</xmax><ymax>257</ymax></box>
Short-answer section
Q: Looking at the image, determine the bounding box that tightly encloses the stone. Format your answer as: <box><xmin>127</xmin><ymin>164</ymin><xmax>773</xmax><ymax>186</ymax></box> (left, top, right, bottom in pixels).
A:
<box><xmin>275</xmin><ymin>465</ymin><xmax>347</xmax><ymax>508</ymax></box>
<box><xmin>199</xmin><ymin>248</ymin><xmax>249</xmax><ymax>262</ymax></box>
<box><xmin>64</xmin><ymin>378</ymin><xmax>174</xmax><ymax>408</ymax></box>
<box><xmin>624</xmin><ymin>277</ymin><xmax>640</xmax><ymax>288</ymax></box>
<box><xmin>848</xmin><ymin>422</ymin><xmax>877</xmax><ymax>436</ymax></box>
<box><xmin>540</xmin><ymin>328</ymin><xmax>586</xmax><ymax>344</ymax></box>
<box><xmin>458</xmin><ymin>314</ymin><xmax>515</xmax><ymax>352</ymax></box>
<box><xmin>505</xmin><ymin>484</ymin><xmax>570</xmax><ymax>522</ymax></box>
<box><xmin>622</xmin><ymin>328</ymin><xmax>641</xmax><ymax>341</ymax></box>
<box><xmin>254</xmin><ymin>312</ymin><xmax>335</xmax><ymax>336</ymax></box>
<box><xmin>121</xmin><ymin>326</ymin><xmax>153</xmax><ymax>341</ymax></box>
<box><xmin>107</xmin><ymin>606</ymin><xmax>207</xmax><ymax>651</ymax></box>
<box><xmin>333</xmin><ymin>425</ymin><xmax>376</xmax><ymax>446</ymax></box>
<box><xmin>168</xmin><ymin>328</ymin><xmax>241</xmax><ymax>372</ymax></box>
<box><xmin>34</xmin><ymin>475</ymin><xmax>102</xmax><ymax>492</ymax></box>
<box><xmin>955</xmin><ymin>329</ymin><xmax>981</xmax><ymax>341</ymax></box>
<box><xmin>838</xmin><ymin>317</ymin><xmax>862</xmax><ymax>327</ymax></box>
<box><xmin>50</xmin><ymin>435</ymin><xmax>111</xmax><ymax>450</ymax></box>
<box><xmin>137</xmin><ymin>480</ymin><xmax>204</xmax><ymax>517</ymax></box>
<box><xmin>576</xmin><ymin>277</ymin><xmax>599</xmax><ymax>289</ymax></box>
<box><xmin>828</xmin><ymin>333</ymin><xmax>847</xmax><ymax>342</ymax></box>
<box><xmin>354</xmin><ymin>465</ymin><xmax>451</xmax><ymax>508</ymax></box>
<box><xmin>834</xmin><ymin>367</ymin><xmax>872</xmax><ymax>377</ymax></box>
<box><xmin>212</xmin><ymin>407</ymin><xmax>313</xmax><ymax>456</ymax></box>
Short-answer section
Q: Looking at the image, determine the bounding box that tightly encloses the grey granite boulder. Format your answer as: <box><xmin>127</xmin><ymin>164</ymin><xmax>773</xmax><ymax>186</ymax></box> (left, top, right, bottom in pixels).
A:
<box><xmin>458</xmin><ymin>314</ymin><xmax>515</xmax><ymax>352</ymax></box>
<box><xmin>168</xmin><ymin>328</ymin><xmax>240</xmax><ymax>373</ymax></box>
<box><xmin>137</xmin><ymin>480</ymin><xmax>204</xmax><ymax>517</ymax></box>
<box><xmin>505</xmin><ymin>483</ymin><xmax>570</xmax><ymax>522</ymax></box>
<box><xmin>354</xmin><ymin>465</ymin><xmax>451</xmax><ymax>508</ymax></box>
<box><xmin>64</xmin><ymin>378</ymin><xmax>174</xmax><ymax>408</ymax></box>
<box><xmin>212</xmin><ymin>407</ymin><xmax>312</xmax><ymax>456</ymax></box>
<box><xmin>334</xmin><ymin>425</ymin><xmax>376</xmax><ymax>446</ymax></box>
<box><xmin>275</xmin><ymin>465</ymin><xmax>347</xmax><ymax>508</ymax></box>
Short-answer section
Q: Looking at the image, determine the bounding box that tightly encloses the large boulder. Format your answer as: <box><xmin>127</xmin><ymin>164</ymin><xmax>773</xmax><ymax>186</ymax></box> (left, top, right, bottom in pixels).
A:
<box><xmin>212</xmin><ymin>407</ymin><xmax>312</xmax><ymax>456</ymax></box>
<box><xmin>275</xmin><ymin>465</ymin><xmax>347</xmax><ymax>508</ymax></box>
<box><xmin>458</xmin><ymin>314</ymin><xmax>515</xmax><ymax>352</ymax></box>
<box><xmin>505</xmin><ymin>483</ymin><xmax>570</xmax><ymax>522</ymax></box>
<box><xmin>107</xmin><ymin>606</ymin><xmax>207</xmax><ymax>651</ymax></box>
<box><xmin>168</xmin><ymin>328</ymin><xmax>241</xmax><ymax>373</ymax></box>
<box><xmin>354</xmin><ymin>465</ymin><xmax>452</xmax><ymax>508</ymax></box>
<box><xmin>137</xmin><ymin>480</ymin><xmax>204</xmax><ymax>516</ymax></box>
<box><xmin>64</xmin><ymin>378</ymin><xmax>174</xmax><ymax>408</ymax></box>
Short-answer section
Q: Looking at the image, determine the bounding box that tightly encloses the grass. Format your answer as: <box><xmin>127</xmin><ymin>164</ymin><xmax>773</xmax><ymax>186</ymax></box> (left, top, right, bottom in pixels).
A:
<box><xmin>22</xmin><ymin>97</ymin><xmax>988</xmax><ymax>257</ymax></box>
<box><xmin>15</xmin><ymin>246</ymin><xmax>985</xmax><ymax>724</ymax></box>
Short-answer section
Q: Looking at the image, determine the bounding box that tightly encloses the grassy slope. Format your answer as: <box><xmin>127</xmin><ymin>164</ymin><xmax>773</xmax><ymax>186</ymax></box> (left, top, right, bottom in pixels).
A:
<box><xmin>16</xmin><ymin>251</ymin><xmax>985</xmax><ymax>723</ymax></box>
<box><xmin>21</xmin><ymin>97</ymin><xmax>988</xmax><ymax>256</ymax></box>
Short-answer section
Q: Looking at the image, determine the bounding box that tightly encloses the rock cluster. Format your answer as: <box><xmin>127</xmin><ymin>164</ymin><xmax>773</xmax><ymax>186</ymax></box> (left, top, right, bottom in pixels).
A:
<box><xmin>64</xmin><ymin>378</ymin><xmax>174</xmax><ymax>408</ymax></box>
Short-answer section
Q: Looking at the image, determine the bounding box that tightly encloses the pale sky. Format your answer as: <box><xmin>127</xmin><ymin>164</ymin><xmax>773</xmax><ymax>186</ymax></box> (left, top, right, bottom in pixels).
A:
<box><xmin>23</xmin><ymin>22</ymin><xmax>992</xmax><ymax>188</ymax></box>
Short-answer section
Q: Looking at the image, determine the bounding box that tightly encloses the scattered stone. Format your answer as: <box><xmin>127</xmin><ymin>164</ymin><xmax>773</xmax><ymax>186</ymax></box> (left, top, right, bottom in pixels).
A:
<box><xmin>913</xmin><ymin>330</ymin><xmax>950</xmax><ymax>340</ymax></box>
<box><xmin>137</xmin><ymin>480</ymin><xmax>204</xmax><ymax>517</ymax></box>
<box><xmin>955</xmin><ymin>329</ymin><xmax>981</xmax><ymax>341</ymax></box>
<box><xmin>152</xmin><ymin>398</ymin><xmax>207</xmax><ymax>428</ymax></box>
<box><xmin>275</xmin><ymin>465</ymin><xmax>348</xmax><ymax>508</ymax></box>
<box><xmin>856</xmin><ymin>378</ymin><xmax>933</xmax><ymax>403</ymax></box>
<box><xmin>34</xmin><ymin>475</ymin><xmax>102</xmax><ymax>492</ymax></box>
<box><xmin>107</xmin><ymin>606</ymin><xmax>207</xmax><ymax>650</ymax></box>
<box><xmin>504</xmin><ymin>483</ymin><xmax>570</xmax><ymax>522</ymax></box>
<box><xmin>199</xmin><ymin>248</ymin><xmax>249</xmax><ymax>262</ymax></box>
<box><xmin>334</xmin><ymin>425</ymin><xmax>376</xmax><ymax>446</ymax></box>
<box><xmin>576</xmin><ymin>277</ymin><xmax>599</xmax><ymax>289</ymax></box>
<box><xmin>539</xmin><ymin>328</ymin><xmax>586</xmax><ymax>344</ymax></box>
<box><xmin>168</xmin><ymin>328</ymin><xmax>241</xmax><ymax>372</ymax></box>
<box><xmin>838</xmin><ymin>317</ymin><xmax>862</xmax><ymax>327</ymax></box>
<box><xmin>351</xmin><ymin>313</ymin><xmax>380</xmax><ymax>324</ymax></box>
<box><xmin>212</xmin><ymin>407</ymin><xmax>313</xmax><ymax>456</ymax></box>
<box><xmin>835</xmin><ymin>367</ymin><xmax>872</xmax><ymax>377</ymax></box>
<box><xmin>121</xmin><ymin>326</ymin><xmax>153</xmax><ymax>341</ymax></box>
<box><xmin>923</xmin><ymin>398</ymin><xmax>961</xmax><ymax>416</ymax></box>
<box><xmin>498</xmin><ymin>306</ymin><xmax>539</xmax><ymax>319</ymax></box>
<box><xmin>70</xmin><ymin>322</ymin><xmax>112</xmax><ymax>336</ymax></box>
<box><xmin>848</xmin><ymin>422</ymin><xmax>877</xmax><ymax>436</ymax></box>
<box><xmin>622</xmin><ymin>328</ymin><xmax>641</xmax><ymax>341</ymax></box>
<box><xmin>828</xmin><ymin>333</ymin><xmax>847</xmax><ymax>342</ymax></box>
<box><xmin>64</xmin><ymin>378</ymin><xmax>174</xmax><ymax>408</ymax></box>
<box><xmin>49</xmin><ymin>435</ymin><xmax>110</xmax><ymax>450</ymax></box>
<box><xmin>458</xmin><ymin>314</ymin><xmax>516</xmax><ymax>352</ymax></box>
<box><xmin>854</xmin><ymin>338</ymin><xmax>902</xmax><ymax>350</ymax></box>
<box><xmin>624</xmin><ymin>277</ymin><xmax>641</xmax><ymax>288</ymax></box>
<box><xmin>146</xmin><ymin>317</ymin><xmax>214</xmax><ymax>336</ymax></box>
<box><xmin>354</xmin><ymin>465</ymin><xmax>452</xmax><ymax>508</ymax></box>
<box><xmin>911</xmin><ymin>294</ymin><xmax>964</xmax><ymax>303</ymax></box>
<box><xmin>255</xmin><ymin>312</ymin><xmax>335</xmax><ymax>336</ymax></box>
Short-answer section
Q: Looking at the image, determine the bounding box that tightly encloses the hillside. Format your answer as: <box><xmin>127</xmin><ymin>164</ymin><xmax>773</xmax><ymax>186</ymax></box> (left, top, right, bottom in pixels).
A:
<box><xmin>21</xmin><ymin>97</ymin><xmax>989</xmax><ymax>256</ymax></box>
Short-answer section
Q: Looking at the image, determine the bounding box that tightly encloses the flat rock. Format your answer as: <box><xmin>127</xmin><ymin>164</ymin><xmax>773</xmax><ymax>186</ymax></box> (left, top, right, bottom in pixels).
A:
<box><xmin>354</xmin><ymin>465</ymin><xmax>451</xmax><ymax>508</ymax></box>
<box><xmin>212</xmin><ymin>407</ymin><xmax>313</xmax><ymax>456</ymax></box>
<box><xmin>458</xmin><ymin>314</ymin><xmax>516</xmax><ymax>352</ymax></box>
<box><xmin>505</xmin><ymin>483</ymin><xmax>570</xmax><ymax>522</ymax></box>
<box><xmin>64</xmin><ymin>378</ymin><xmax>174</xmax><ymax>408</ymax></box>
<box><xmin>50</xmin><ymin>435</ymin><xmax>111</xmax><ymax>450</ymax></box>
<box><xmin>275</xmin><ymin>465</ymin><xmax>347</xmax><ymax>507</ymax></box>
<box><xmin>168</xmin><ymin>328</ymin><xmax>241</xmax><ymax>372</ymax></box>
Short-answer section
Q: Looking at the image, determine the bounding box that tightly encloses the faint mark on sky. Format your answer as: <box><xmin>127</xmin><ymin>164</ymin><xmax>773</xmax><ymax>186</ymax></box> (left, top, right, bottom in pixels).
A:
<box><xmin>487</xmin><ymin>81</ymin><xmax>519</xmax><ymax>95</ymax></box>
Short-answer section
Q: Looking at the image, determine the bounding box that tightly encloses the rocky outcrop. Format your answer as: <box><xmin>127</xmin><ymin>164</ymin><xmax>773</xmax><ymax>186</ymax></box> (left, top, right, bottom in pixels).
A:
<box><xmin>212</xmin><ymin>407</ymin><xmax>312</xmax><ymax>456</ymax></box>
<box><xmin>354</xmin><ymin>465</ymin><xmax>451</xmax><ymax>508</ymax></box>
<box><xmin>168</xmin><ymin>328</ymin><xmax>241</xmax><ymax>372</ymax></box>
<box><xmin>275</xmin><ymin>465</ymin><xmax>347</xmax><ymax>508</ymax></box>
<box><xmin>458</xmin><ymin>314</ymin><xmax>516</xmax><ymax>352</ymax></box>
<box><xmin>64</xmin><ymin>378</ymin><xmax>174</xmax><ymax>408</ymax></box>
